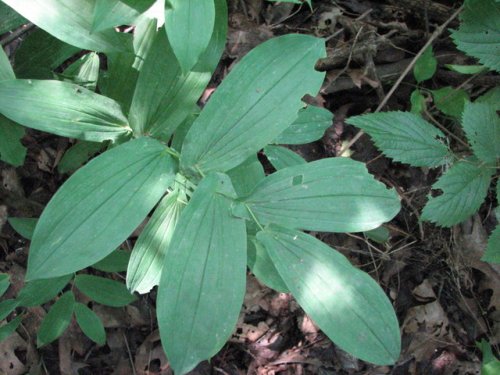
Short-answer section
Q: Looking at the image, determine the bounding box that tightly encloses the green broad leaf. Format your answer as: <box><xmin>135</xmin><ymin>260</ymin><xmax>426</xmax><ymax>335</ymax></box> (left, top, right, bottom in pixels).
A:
<box><xmin>37</xmin><ymin>291</ymin><xmax>75</xmax><ymax>347</ymax></box>
<box><xmin>0</xmin><ymin>316</ymin><xmax>22</xmax><ymax>343</ymax></box>
<box><xmin>431</xmin><ymin>87</ymin><xmax>469</xmax><ymax>118</ymax></box>
<box><xmin>0</xmin><ymin>116</ymin><xmax>26</xmax><ymax>167</ymax></box>
<box><xmin>180</xmin><ymin>34</ymin><xmax>326</xmax><ymax>176</ymax></box>
<box><xmin>17</xmin><ymin>274</ymin><xmax>72</xmax><ymax>307</ymax></box>
<box><xmin>26</xmin><ymin>137</ymin><xmax>177</xmax><ymax>280</ymax></box>
<box><xmin>157</xmin><ymin>173</ymin><xmax>247</xmax><ymax>375</ymax></box>
<box><xmin>445</xmin><ymin>64</ymin><xmax>488</xmax><ymax>74</ymax></box>
<box><xmin>91</xmin><ymin>0</ymin><xmax>144</xmax><ymax>32</ymax></box>
<box><xmin>74</xmin><ymin>303</ymin><xmax>106</xmax><ymax>345</ymax></box>
<box><xmin>226</xmin><ymin>155</ymin><xmax>265</xmax><ymax>198</ymax></box>
<box><xmin>461</xmin><ymin>101</ymin><xmax>499</xmax><ymax>165</ymax></box>
<box><xmin>60</xmin><ymin>52</ymin><xmax>100</xmax><ymax>91</ymax></box>
<box><xmin>14</xmin><ymin>28</ymin><xmax>80</xmax><ymax>79</ymax></box>
<box><xmin>410</xmin><ymin>89</ymin><xmax>426</xmax><ymax>114</ymax></box>
<box><xmin>132</xmin><ymin>16</ymin><xmax>157</xmax><ymax>70</ymax></box>
<box><xmin>482</xmin><ymin>225</ymin><xmax>500</xmax><ymax>263</ymax></box>
<box><xmin>74</xmin><ymin>275</ymin><xmax>136</xmax><ymax>307</ymax></box>
<box><xmin>478</xmin><ymin>339</ymin><xmax>500</xmax><ymax>375</ymax></box>
<box><xmin>127</xmin><ymin>187</ymin><xmax>186</xmax><ymax>294</ymax></box>
<box><xmin>170</xmin><ymin>113</ymin><xmax>197</xmax><ymax>153</ymax></box>
<box><xmin>257</xmin><ymin>225</ymin><xmax>400</xmax><ymax>365</ymax></box>
<box><xmin>0</xmin><ymin>45</ymin><xmax>15</xmax><ymax>81</ymax></box>
<box><xmin>58</xmin><ymin>141</ymin><xmax>104</xmax><ymax>174</ymax></box>
<box><xmin>364</xmin><ymin>226</ymin><xmax>390</xmax><ymax>244</ymax></box>
<box><xmin>0</xmin><ymin>80</ymin><xmax>132</xmax><ymax>142</ymax></box>
<box><xmin>346</xmin><ymin>111</ymin><xmax>451</xmax><ymax>167</ymax></box>
<box><xmin>164</xmin><ymin>0</ymin><xmax>215</xmax><ymax>73</ymax></box>
<box><xmin>2</xmin><ymin>0</ymin><xmax>132</xmax><ymax>53</ymax></box>
<box><xmin>0</xmin><ymin>274</ymin><xmax>9</xmax><ymax>298</ymax></box>
<box><xmin>413</xmin><ymin>46</ymin><xmax>437</xmax><ymax>83</ymax></box>
<box><xmin>248</xmin><ymin>238</ymin><xmax>289</xmax><ymax>293</ymax></box>
<box><xmin>264</xmin><ymin>145</ymin><xmax>306</xmax><ymax>170</ymax></box>
<box><xmin>92</xmin><ymin>249</ymin><xmax>131</xmax><ymax>273</ymax></box>
<box><xmin>0</xmin><ymin>299</ymin><xmax>18</xmax><ymax>321</ymax></box>
<box><xmin>273</xmin><ymin>105</ymin><xmax>333</xmax><ymax>145</ymax></box>
<box><xmin>476</xmin><ymin>87</ymin><xmax>500</xmax><ymax>111</ymax></box>
<box><xmin>0</xmin><ymin>2</ymin><xmax>26</xmax><ymax>34</ymax></box>
<box><xmin>7</xmin><ymin>217</ymin><xmax>37</xmax><ymax>240</ymax></box>
<box><xmin>451</xmin><ymin>0</ymin><xmax>500</xmax><ymax>72</ymax></box>
<box><xmin>240</xmin><ymin>158</ymin><xmax>400</xmax><ymax>233</ymax></box>
<box><xmin>421</xmin><ymin>161</ymin><xmax>493</xmax><ymax>227</ymax></box>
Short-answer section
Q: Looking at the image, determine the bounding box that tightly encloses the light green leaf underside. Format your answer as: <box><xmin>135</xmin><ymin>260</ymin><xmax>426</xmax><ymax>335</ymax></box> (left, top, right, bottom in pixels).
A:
<box><xmin>58</xmin><ymin>141</ymin><xmax>104</xmax><ymax>174</ymax></box>
<box><xmin>7</xmin><ymin>217</ymin><xmax>37</xmax><ymax>240</ymax></box>
<box><xmin>74</xmin><ymin>302</ymin><xmax>106</xmax><ymax>345</ymax></box>
<box><xmin>242</xmin><ymin>158</ymin><xmax>400</xmax><ymax>233</ymax></box>
<box><xmin>248</xmin><ymin>238</ymin><xmax>289</xmax><ymax>293</ymax></box>
<box><xmin>27</xmin><ymin>137</ymin><xmax>177</xmax><ymax>280</ymax></box>
<box><xmin>2</xmin><ymin>0</ymin><xmax>131</xmax><ymax>53</ymax></box>
<box><xmin>257</xmin><ymin>225</ymin><xmax>401</xmax><ymax>365</ymax></box>
<box><xmin>157</xmin><ymin>173</ymin><xmax>246</xmax><ymax>375</ymax></box>
<box><xmin>451</xmin><ymin>0</ymin><xmax>500</xmax><ymax>72</ymax></box>
<box><xmin>180</xmin><ymin>34</ymin><xmax>326</xmax><ymax>176</ymax></box>
<box><xmin>127</xmin><ymin>187</ymin><xmax>186</xmax><ymax>294</ymax></box>
<box><xmin>165</xmin><ymin>0</ymin><xmax>215</xmax><ymax>73</ymax></box>
<box><xmin>0</xmin><ymin>80</ymin><xmax>131</xmax><ymax>142</ymax></box>
<box><xmin>74</xmin><ymin>275</ymin><xmax>136</xmax><ymax>307</ymax></box>
<box><xmin>347</xmin><ymin>111</ymin><xmax>451</xmax><ymax>167</ymax></box>
<box><xmin>92</xmin><ymin>249</ymin><xmax>130</xmax><ymax>273</ymax></box>
<box><xmin>37</xmin><ymin>291</ymin><xmax>75</xmax><ymax>347</ymax></box>
<box><xmin>413</xmin><ymin>46</ymin><xmax>437</xmax><ymax>83</ymax></box>
<box><xmin>0</xmin><ymin>116</ymin><xmax>26</xmax><ymax>167</ymax></box>
<box><xmin>431</xmin><ymin>87</ymin><xmax>469</xmax><ymax>118</ymax></box>
<box><xmin>421</xmin><ymin>161</ymin><xmax>493</xmax><ymax>227</ymax></box>
<box><xmin>264</xmin><ymin>145</ymin><xmax>306</xmax><ymax>170</ymax></box>
<box><xmin>226</xmin><ymin>155</ymin><xmax>265</xmax><ymax>198</ymax></box>
<box><xmin>462</xmin><ymin>101</ymin><xmax>499</xmax><ymax>165</ymax></box>
<box><xmin>17</xmin><ymin>275</ymin><xmax>72</xmax><ymax>307</ymax></box>
<box><xmin>482</xmin><ymin>224</ymin><xmax>500</xmax><ymax>263</ymax></box>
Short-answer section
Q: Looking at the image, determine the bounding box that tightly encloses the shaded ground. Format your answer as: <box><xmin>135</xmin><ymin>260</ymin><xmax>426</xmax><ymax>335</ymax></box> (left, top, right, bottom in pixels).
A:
<box><xmin>1</xmin><ymin>0</ymin><xmax>499</xmax><ymax>374</ymax></box>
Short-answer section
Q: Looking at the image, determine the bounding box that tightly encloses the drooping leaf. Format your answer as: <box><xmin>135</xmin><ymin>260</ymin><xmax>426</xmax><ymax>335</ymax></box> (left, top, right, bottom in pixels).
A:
<box><xmin>74</xmin><ymin>303</ymin><xmax>106</xmax><ymax>345</ymax></box>
<box><xmin>0</xmin><ymin>116</ymin><xmax>26</xmax><ymax>167</ymax></box>
<box><xmin>0</xmin><ymin>80</ymin><xmax>132</xmax><ymax>142</ymax></box>
<box><xmin>451</xmin><ymin>0</ymin><xmax>500</xmax><ymax>72</ymax></box>
<box><xmin>461</xmin><ymin>101</ymin><xmax>499</xmax><ymax>165</ymax></box>
<box><xmin>37</xmin><ymin>291</ymin><xmax>75</xmax><ymax>347</ymax></box>
<box><xmin>7</xmin><ymin>217</ymin><xmax>37</xmax><ymax>240</ymax></box>
<box><xmin>226</xmin><ymin>155</ymin><xmax>265</xmax><ymax>198</ymax></box>
<box><xmin>0</xmin><ymin>274</ymin><xmax>10</xmax><ymax>298</ymax></box>
<box><xmin>273</xmin><ymin>105</ymin><xmax>332</xmax><ymax>145</ymax></box>
<box><xmin>0</xmin><ymin>299</ymin><xmax>18</xmax><ymax>321</ymax></box>
<box><xmin>0</xmin><ymin>45</ymin><xmax>15</xmax><ymax>81</ymax></box>
<box><xmin>257</xmin><ymin>225</ymin><xmax>401</xmax><ymax>365</ymax></box>
<box><xmin>238</xmin><ymin>158</ymin><xmax>400</xmax><ymax>233</ymax></box>
<box><xmin>431</xmin><ymin>86</ymin><xmax>469</xmax><ymax>118</ymax></box>
<box><xmin>410</xmin><ymin>89</ymin><xmax>426</xmax><ymax>114</ymax></box>
<box><xmin>2</xmin><ymin>0</ymin><xmax>132</xmax><ymax>53</ymax></box>
<box><xmin>421</xmin><ymin>160</ymin><xmax>493</xmax><ymax>227</ymax></box>
<box><xmin>346</xmin><ymin>111</ymin><xmax>451</xmax><ymax>167</ymax></box>
<box><xmin>413</xmin><ymin>46</ymin><xmax>437</xmax><ymax>83</ymax></box>
<box><xmin>58</xmin><ymin>141</ymin><xmax>104</xmax><ymax>174</ymax></box>
<box><xmin>181</xmin><ymin>34</ymin><xmax>325</xmax><ymax>176</ymax></box>
<box><xmin>127</xmin><ymin>186</ymin><xmax>186</xmax><ymax>294</ymax></box>
<box><xmin>0</xmin><ymin>316</ymin><xmax>22</xmax><ymax>343</ymax></box>
<box><xmin>91</xmin><ymin>0</ymin><xmax>145</xmax><ymax>32</ymax></box>
<box><xmin>264</xmin><ymin>145</ymin><xmax>306</xmax><ymax>170</ymax></box>
<box><xmin>26</xmin><ymin>137</ymin><xmax>177</xmax><ymax>280</ymax></box>
<box><xmin>17</xmin><ymin>274</ymin><xmax>72</xmax><ymax>307</ymax></box>
<box><xmin>482</xmin><ymin>224</ymin><xmax>500</xmax><ymax>263</ymax></box>
<box><xmin>164</xmin><ymin>0</ymin><xmax>215</xmax><ymax>73</ymax></box>
<box><xmin>59</xmin><ymin>52</ymin><xmax>100</xmax><ymax>91</ymax></box>
<box><xmin>92</xmin><ymin>249</ymin><xmax>131</xmax><ymax>273</ymax></box>
<box><xmin>74</xmin><ymin>275</ymin><xmax>136</xmax><ymax>307</ymax></box>
<box><xmin>0</xmin><ymin>2</ymin><xmax>26</xmax><ymax>34</ymax></box>
<box><xmin>157</xmin><ymin>173</ymin><xmax>246</xmax><ymax>375</ymax></box>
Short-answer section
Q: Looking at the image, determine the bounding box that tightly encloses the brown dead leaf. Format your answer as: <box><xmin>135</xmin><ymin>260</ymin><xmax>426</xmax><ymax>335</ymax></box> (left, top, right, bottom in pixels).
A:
<box><xmin>134</xmin><ymin>330</ymin><xmax>171</xmax><ymax>375</ymax></box>
<box><xmin>0</xmin><ymin>332</ymin><xmax>27</xmax><ymax>375</ymax></box>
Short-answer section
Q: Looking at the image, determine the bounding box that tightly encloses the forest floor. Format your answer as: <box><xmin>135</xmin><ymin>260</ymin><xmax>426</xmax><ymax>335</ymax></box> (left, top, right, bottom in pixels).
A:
<box><xmin>0</xmin><ymin>0</ymin><xmax>499</xmax><ymax>374</ymax></box>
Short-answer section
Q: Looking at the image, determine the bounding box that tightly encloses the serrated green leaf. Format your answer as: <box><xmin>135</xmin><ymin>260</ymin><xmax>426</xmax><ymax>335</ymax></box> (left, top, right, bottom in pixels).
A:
<box><xmin>257</xmin><ymin>225</ymin><xmax>400</xmax><ymax>365</ymax></box>
<box><xmin>157</xmin><ymin>173</ymin><xmax>246</xmax><ymax>375</ymax></box>
<box><xmin>37</xmin><ymin>291</ymin><xmax>75</xmax><ymax>347</ymax></box>
<box><xmin>2</xmin><ymin>0</ymin><xmax>132</xmax><ymax>53</ymax></box>
<box><xmin>482</xmin><ymin>224</ymin><xmax>500</xmax><ymax>263</ymax></box>
<box><xmin>92</xmin><ymin>249</ymin><xmax>131</xmax><ymax>273</ymax></box>
<box><xmin>264</xmin><ymin>145</ymin><xmax>306</xmax><ymax>170</ymax></box>
<box><xmin>14</xmin><ymin>28</ymin><xmax>80</xmax><ymax>79</ymax></box>
<box><xmin>0</xmin><ymin>2</ymin><xmax>26</xmax><ymax>34</ymax></box>
<box><xmin>421</xmin><ymin>161</ymin><xmax>493</xmax><ymax>227</ymax></box>
<box><xmin>431</xmin><ymin>86</ymin><xmax>469</xmax><ymax>118</ymax></box>
<box><xmin>0</xmin><ymin>46</ymin><xmax>14</xmax><ymax>81</ymax></box>
<box><xmin>462</xmin><ymin>101</ymin><xmax>499</xmax><ymax>165</ymax></box>
<box><xmin>74</xmin><ymin>303</ymin><xmax>106</xmax><ymax>345</ymax></box>
<box><xmin>451</xmin><ymin>0</ymin><xmax>500</xmax><ymax>72</ymax></box>
<box><xmin>60</xmin><ymin>52</ymin><xmax>100</xmax><ymax>91</ymax></box>
<box><xmin>0</xmin><ymin>80</ymin><xmax>131</xmax><ymax>142</ymax></box>
<box><xmin>7</xmin><ymin>217</ymin><xmax>37</xmax><ymax>240</ymax></box>
<box><xmin>26</xmin><ymin>137</ymin><xmax>177</xmax><ymax>280</ymax></box>
<box><xmin>241</xmin><ymin>158</ymin><xmax>400</xmax><ymax>233</ymax></box>
<box><xmin>165</xmin><ymin>0</ymin><xmax>215</xmax><ymax>73</ymax></box>
<box><xmin>445</xmin><ymin>64</ymin><xmax>488</xmax><ymax>74</ymax></box>
<box><xmin>17</xmin><ymin>274</ymin><xmax>72</xmax><ymax>307</ymax></box>
<box><xmin>226</xmin><ymin>155</ymin><xmax>265</xmax><ymax>198</ymax></box>
<box><xmin>181</xmin><ymin>34</ymin><xmax>326</xmax><ymax>176</ymax></box>
<box><xmin>347</xmin><ymin>111</ymin><xmax>451</xmax><ymax>167</ymax></box>
<box><xmin>0</xmin><ymin>316</ymin><xmax>22</xmax><ymax>343</ymax></box>
<box><xmin>248</xmin><ymin>238</ymin><xmax>289</xmax><ymax>293</ymax></box>
<box><xmin>0</xmin><ymin>116</ymin><xmax>26</xmax><ymax>167</ymax></box>
<box><xmin>0</xmin><ymin>274</ymin><xmax>9</xmax><ymax>298</ymax></box>
<box><xmin>127</xmin><ymin>187</ymin><xmax>186</xmax><ymax>294</ymax></box>
<box><xmin>476</xmin><ymin>87</ymin><xmax>500</xmax><ymax>111</ymax></box>
<box><xmin>91</xmin><ymin>0</ymin><xmax>144</xmax><ymax>32</ymax></box>
<box><xmin>410</xmin><ymin>89</ymin><xmax>426</xmax><ymax>114</ymax></box>
<box><xmin>74</xmin><ymin>275</ymin><xmax>136</xmax><ymax>307</ymax></box>
<box><xmin>273</xmin><ymin>105</ymin><xmax>333</xmax><ymax>145</ymax></box>
<box><xmin>0</xmin><ymin>299</ymin><xmax>18</xmax><ymax>321</ymax></box>
<box><xmin>58</xmin><ymin>141</ymin><xmax>104</xmax><ymax>174</ymax></box>
<box><xmin>413</xmin><ymin>46</ymin><xmax>437</xmax><ymax>83</ymax></box>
